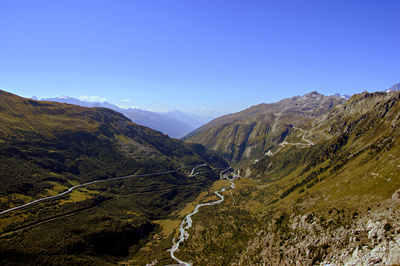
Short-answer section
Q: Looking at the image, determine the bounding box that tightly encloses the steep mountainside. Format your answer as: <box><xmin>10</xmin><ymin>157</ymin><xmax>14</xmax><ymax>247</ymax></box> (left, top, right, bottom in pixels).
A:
<box><xmin>3</xmin><ymin>88</ymin><xmax>400</xmax><ymax>265</ymax></box>
<box><xmin>175</xmin><ymin>90</ymin><xmax>400</xmax><ymax>265</ymax></box>
<box><xmin>184</xmin><ymin>91</ymin><xmax>345</xmax><ymax>165</ymax></box>
<box><xmin>0</xmin><ymin>90</ymin><xmax>227</xmax><ymax>265</ymax></box>
<box><xmin>40</xmin><ymin>96</ymin><xmax>198</xmax><ymax>138</ymax></box>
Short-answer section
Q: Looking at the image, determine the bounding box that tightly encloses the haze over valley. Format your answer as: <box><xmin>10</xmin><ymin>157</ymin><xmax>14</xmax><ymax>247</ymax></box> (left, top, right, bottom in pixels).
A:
<box><xmin>38</xmin><ymin>95</ymin><xmax>208</xmax><ymax>139</ymax></box>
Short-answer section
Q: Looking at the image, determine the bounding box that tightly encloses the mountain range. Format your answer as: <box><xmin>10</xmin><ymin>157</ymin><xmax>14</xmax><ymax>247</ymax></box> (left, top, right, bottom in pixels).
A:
<box><xmin>1</xmin><ymin>83</ymin><xmax>400</xmax><ymax>265</ymax></box>
<box><xmin>184</xmin><ymin>91</ymin><xmax>347</xmax><ymax>165</ymax></box>
<box><xmin>38</xmin><ymin>96</ymin><xmax>206</xmax><ymax>139</ymax></box>
<box><xmin>330</xmin><ymin>93</ymin><xmax>351</xmax><ymax>99</ymax></box>
<box><xmin>180</xmin><ymin>86</ymin><xmax>400</xmax><ymax>265</ymax></box>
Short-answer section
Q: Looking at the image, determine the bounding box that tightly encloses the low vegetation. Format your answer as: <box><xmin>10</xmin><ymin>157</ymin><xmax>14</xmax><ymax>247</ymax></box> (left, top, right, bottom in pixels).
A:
<box><xmin>177</xmin><ymin>91</ymin><xmax>400</xmax><ymax>264</ymax></box>
<box><xmin>0</xmin><ymin>90</ymin><xmax>228</xmax><ymax>265</ymax></box>
<box><xmin>2</xmin><ymin>90</ymin><xmax>400</xmax><ymax>264</ymax></box>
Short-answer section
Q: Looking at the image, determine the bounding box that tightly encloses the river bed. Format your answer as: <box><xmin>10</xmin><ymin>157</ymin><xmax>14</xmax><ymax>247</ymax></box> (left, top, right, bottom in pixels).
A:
<box><xmin>170</xmin><ymin>177</ymin><xmax>236</xmax><ymax>265</ymax></box>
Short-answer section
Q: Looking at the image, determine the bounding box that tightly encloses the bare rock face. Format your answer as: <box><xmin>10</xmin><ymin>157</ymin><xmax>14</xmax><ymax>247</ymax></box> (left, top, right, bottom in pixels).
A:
<box><xmin>233</xmin><ymin>190</ymin><xmax>400</xmax><ymax>265</ymax></box>
<box><xmin>324</xmin><ymin>192</ymin><xmax>400</xmax><ymax>266</ymax></box>
<box><xmin>392</xmin><ymin>189</ymin><xmax>400</xmax><ymax>202</ymax></box>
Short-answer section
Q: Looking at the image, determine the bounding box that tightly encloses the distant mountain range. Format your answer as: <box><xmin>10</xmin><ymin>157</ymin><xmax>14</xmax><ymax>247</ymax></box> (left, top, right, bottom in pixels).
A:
<box><xmin>329</xmin><ymin>93</ymin><xmax>351</xmax><ymax>99</ymax></box>
<box><xmin>37</xmin><ymin>92</ymin><xmax>353</xmax><ymax>139</ymax></box>
<box><xmin>29</xmin><ymin>84</ymin><xmax>399</xmax><ymax>140</ymax></box>
<box><xmin>38</xmin><ymin>96</ymin><xmax>205</xmax><ymax>139</ymax></box>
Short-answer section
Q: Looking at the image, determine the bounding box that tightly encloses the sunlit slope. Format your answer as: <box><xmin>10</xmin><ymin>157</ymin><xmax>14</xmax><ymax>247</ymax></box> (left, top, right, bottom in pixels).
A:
<box><xmin>230</xmin><ymin>91</ymin><xmax>400</xmax><ymax>264</ymax></box>
<box><xmin>249</xmin><ymin>91</ymin><xmax>400</xmax><ymax>206</ymax></box>
<box><xmin>177</xmin><ymin>91</ymin><xmax>400</xmax><ymax>265</ymax></box>
<box><xmin>0</xmin><ymin>90</ymin><xmax>228</xmax><ymax>265</ymax></box>
<box><xmin>0</xmin><ymin>89</ymin><xmax>227</xmax><ymax>196</ymax></box>
<box><xmin>184</xmin><ymin>91</ymin><xmax>345</xmax><ymax>165</ymax></box>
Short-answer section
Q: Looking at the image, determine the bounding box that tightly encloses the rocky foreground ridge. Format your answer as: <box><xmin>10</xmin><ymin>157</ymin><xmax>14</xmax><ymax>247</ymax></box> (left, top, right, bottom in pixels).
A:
<box><xmin>235</xmin><ymin>189</ymin><xmax>400</xmax><ymax>265</ymax></box>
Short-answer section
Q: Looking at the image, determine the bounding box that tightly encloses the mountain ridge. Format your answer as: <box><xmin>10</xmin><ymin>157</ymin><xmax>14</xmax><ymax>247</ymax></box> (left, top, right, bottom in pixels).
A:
<box><xmin>177</xmin><ymin>88</ymin><xmax>400</xmax><ymax>265</ymax></box>
<box><xmin>39</xmin><ymin>96</ymin><xmax>202</xmax><ymax>138</ymax></box>
<box><xmin>2</xmin><ymin>85</ymin><xmax>400</xmax><ymax>264</ymax></box>
<box><xmin>184</xmin><ymin>91</ymin><xmax>346</xmax><ymax>165</ymax></box>
<box><xmin>0</xmin><ymin>89</ymin><xmax>228</xmax><ymax>265</ymax></box>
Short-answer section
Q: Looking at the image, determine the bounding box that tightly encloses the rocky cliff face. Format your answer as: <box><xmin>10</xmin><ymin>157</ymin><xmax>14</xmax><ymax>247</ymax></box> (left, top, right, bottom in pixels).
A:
<box><xmin>235</xmin><ymin>190</ymin><xmax>400</xmax><ymax>265</ymax></box>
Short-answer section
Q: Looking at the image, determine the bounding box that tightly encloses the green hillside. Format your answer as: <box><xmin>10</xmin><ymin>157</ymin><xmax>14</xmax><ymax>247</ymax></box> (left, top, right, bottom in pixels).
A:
<box><xmin>180</xmin><ymin>91</ymin><xmax>400</xmax><ymax>265</ymax></box>
<box><xmin>2</xmin><ymin>88</ymin><xmax>400</xmax><ymax>265</ymax></box>
<box><xmin>0</xmin><ymin>90</ymin><xmax>228</xmax><ymax>265</ymax></box>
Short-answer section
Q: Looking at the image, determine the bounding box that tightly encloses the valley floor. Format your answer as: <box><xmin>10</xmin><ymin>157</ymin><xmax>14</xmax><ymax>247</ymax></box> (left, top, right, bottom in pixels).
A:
<box><xmin>129</xmin><ymin>176</ymin><xmax>400</xmax><ymax>266</ymax></box>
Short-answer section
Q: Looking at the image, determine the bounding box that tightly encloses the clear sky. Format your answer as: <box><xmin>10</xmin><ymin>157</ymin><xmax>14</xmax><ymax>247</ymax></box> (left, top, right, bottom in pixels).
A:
<box><xmin>1</xmin><ymin>0</ymin><xmax>399</xmax><ymax>116</ymax></box>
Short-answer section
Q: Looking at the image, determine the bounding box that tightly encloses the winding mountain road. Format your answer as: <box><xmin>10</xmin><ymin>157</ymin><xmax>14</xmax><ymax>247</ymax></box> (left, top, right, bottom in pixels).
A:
<box><xmin>278</xmin><ymin>127</ymin><xmax>314</xmax><ymax>147</ymax></box>
<box><xmin>0</xmin><ymin>164</ymin><xmax>212</xmax><ymax>216</ymax></box>
<box><xmin>2</xmin><ymin>163</ymin><xmax>236</xmax><ymax>265</ymax></box>
<box><xmin>294</xmin><ymin>127</ymin><xmax>314</xmax><ymax>146</ymax></box>
<box><xmin>189</xmin><ymin>164</ymin><xmax>207</xmax><ymax>177</ymax></box>
<box><xmin>263</xmin><ymin>127</ymin><xmax>314</xmax><ymax>159</ymax></box>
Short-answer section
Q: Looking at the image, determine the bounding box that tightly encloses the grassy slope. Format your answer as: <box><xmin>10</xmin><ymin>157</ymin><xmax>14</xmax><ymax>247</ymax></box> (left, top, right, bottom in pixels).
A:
<box><xmin>0</xmin><ymin>90</ymin><xmax>228</xmax><ymax>265</ymax></box>
<box><xmin>175</xmin><ymin>91</ymin><xmax>400</xmax><ymax>265</ymax></box>
<box><xmin>256</xmin><ymin>92</ymin><xmax>400</xmax><ymax>208</ymax></box>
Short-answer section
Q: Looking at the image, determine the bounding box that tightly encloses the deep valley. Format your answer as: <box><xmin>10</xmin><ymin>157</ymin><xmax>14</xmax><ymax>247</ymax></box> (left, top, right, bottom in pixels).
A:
<box><xmin>1</xmin><ymin>88</ymin><xmax>400</xmax><ymax>265</ymax></box>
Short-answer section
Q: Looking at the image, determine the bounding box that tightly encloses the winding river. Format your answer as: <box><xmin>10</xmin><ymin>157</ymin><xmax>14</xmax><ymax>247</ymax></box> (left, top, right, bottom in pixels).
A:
<box><xmin>1</xmin><ymin>162</ymin><xmax>236</xmax><ymax>265</ymax></box>
<box><xmin>170</xmin><ymin>171</ymin><xmax>236</xmax><ymax>265</ymax></box>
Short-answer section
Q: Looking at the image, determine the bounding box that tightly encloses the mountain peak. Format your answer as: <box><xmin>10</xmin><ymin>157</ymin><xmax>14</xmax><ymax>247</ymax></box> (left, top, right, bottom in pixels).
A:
<box><xmin>386</xmin><ymin>82</ymin><xmax>400</xmax><ymax>92</ymax></box>
<box><xmin>302</xmin><ymin>91</ymin><xmax>322</xmax><ymax>98</ymax></box>
<box><xmin>309</xmin><ymin>90</ymin><xmax>320</xmax><ymax>95</ymax></box>
<box><xmin>330</xmin><ymin>93</ymin><xmax>351</xmax><ymax>99</ymax></box>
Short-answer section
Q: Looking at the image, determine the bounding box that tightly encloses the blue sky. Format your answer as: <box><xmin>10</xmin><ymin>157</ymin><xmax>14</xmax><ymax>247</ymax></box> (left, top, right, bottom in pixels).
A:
<box><xmin>1</xmin><ymin>0</ymin><xmax>399</xmax><ymax>116</ymax></box>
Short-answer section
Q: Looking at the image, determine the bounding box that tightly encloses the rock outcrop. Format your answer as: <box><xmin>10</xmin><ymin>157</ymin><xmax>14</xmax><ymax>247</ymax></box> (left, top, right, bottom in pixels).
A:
<box><xmin>234</xmin><ymin>190</ymin><xmax>400</xmax><ymax>265</ymax></box>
